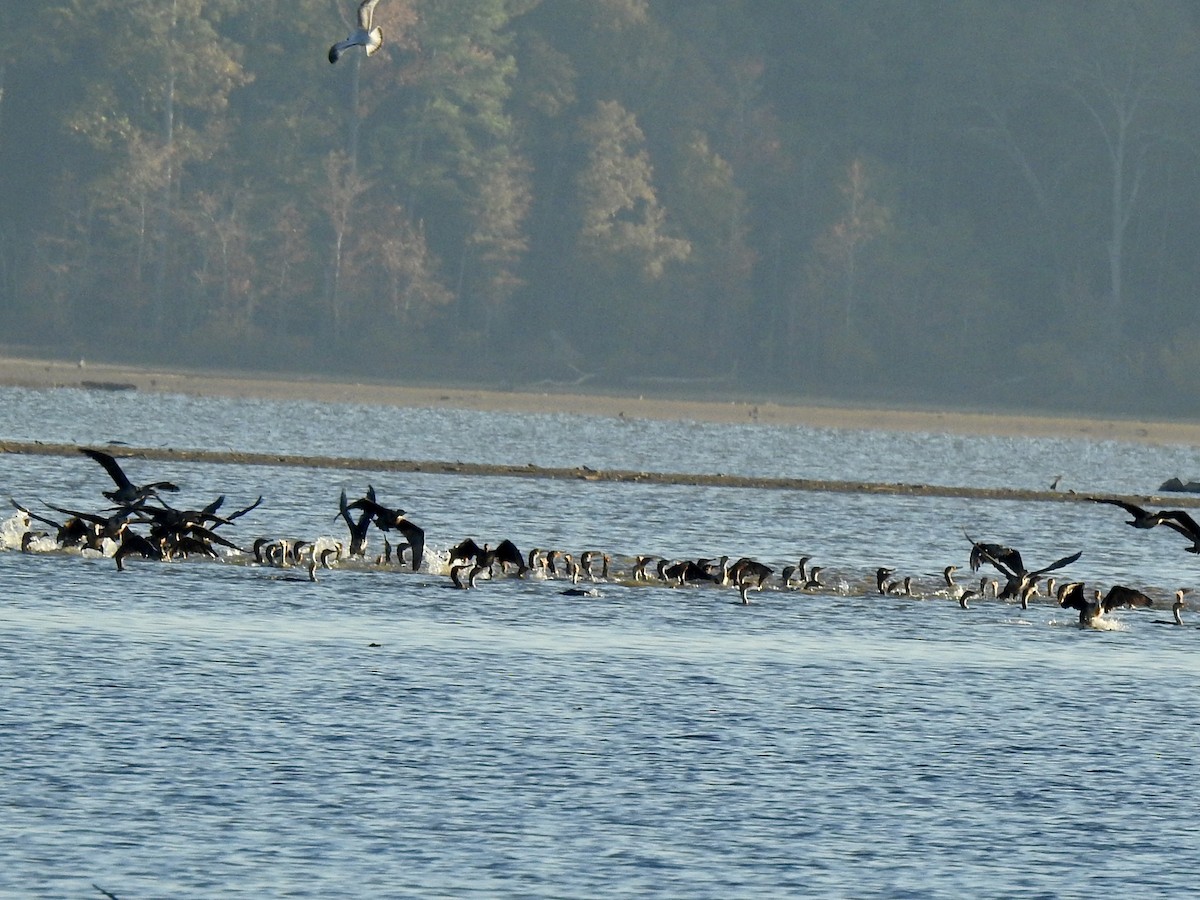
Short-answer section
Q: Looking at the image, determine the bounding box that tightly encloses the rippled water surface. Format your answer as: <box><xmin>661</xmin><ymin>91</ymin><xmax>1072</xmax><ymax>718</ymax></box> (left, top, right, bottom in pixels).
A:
<box><xmin>5</xmin><ymin>386</ymin><xmax>1200</xmax><ymax>897</ymax></box>
<box><xmin>3</xmin><ymin>384</ymin><xmax>1200</xmax><ymax>493</ymax></box>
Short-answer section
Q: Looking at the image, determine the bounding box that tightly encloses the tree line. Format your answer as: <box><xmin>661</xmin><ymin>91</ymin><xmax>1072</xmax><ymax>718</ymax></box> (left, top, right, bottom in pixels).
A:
<box><xmin>2</xmin><ymin>1</ymin><xmax>1199</xmax><ymax>413</ymax></box>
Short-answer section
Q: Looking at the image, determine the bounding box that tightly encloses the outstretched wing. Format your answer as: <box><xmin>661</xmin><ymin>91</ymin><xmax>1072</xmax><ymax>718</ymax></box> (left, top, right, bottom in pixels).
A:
<box><xmin>449</xmin><ymin>537</ymin><xmax>483</xmax><ymax>564</ymax></box>
<box><xmin>44</xmin><ymin>502</ymin><xmax>109</xmax><ymax>527</ymax></box>
<box><xmin>185</xmin><ymin>525</ymin><xmax>246</xmax><ymax>554</ymax></box>
<box><xmin>1101</xmin><ymin>585</ymin><xmax>1153</xmax><ymax>612</ymax></box>
<box><xmin>1056</xmin><ymin>582</ymin><xmax>1088</xmax><ymax>610</ymax></box>
<box><xmin>224</xmin><ymin>495</ymin><xmax>264</xmax><ymax>523</ymax></box>
<box><xmin>968</xmin><ymin>540</ymin><xmax>1022</xmax><ymax>577</ymax></box>
<box><xmin>10</xmin><ymin>498</ymin><xmax>61</xmax><ymax>529</ymax></box>
<box><xmin>1161</xmin><ymin>510</ymin><xmax>1200</xmax><ymax>540</ymax></box>
<box><xmin>80</xmin><ymin>447</ymin><xmax>133</xmax><ymax>491</ymax></box>
<box><xmin>358</xmin><ymin>0</ymin><xmax>382</xmax><ymax>29</ymax></box>
<box><xmin>1030</xmin><ymin>550</ymin><xmax>1082</xmax><ymax>578</ymax></box>
<box><xmin>1088</xmin><ymin>497</ymin><xmax>1148</xmax><ymax>519</ymax></box>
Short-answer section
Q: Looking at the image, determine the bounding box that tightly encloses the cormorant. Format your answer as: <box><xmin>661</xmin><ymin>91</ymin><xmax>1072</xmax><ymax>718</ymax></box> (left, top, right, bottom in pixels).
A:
<box><xmin>79</xmin><ymin>447</ymin><xmax>179</xmax><ymax>506</ymax></box>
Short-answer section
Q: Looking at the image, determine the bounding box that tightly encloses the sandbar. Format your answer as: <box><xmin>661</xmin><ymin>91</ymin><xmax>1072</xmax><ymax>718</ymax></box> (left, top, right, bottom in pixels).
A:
<box><xmin>1</xmin><ymin>353</ymin><xmax>1199</xmax><ymax>446</ymax></box>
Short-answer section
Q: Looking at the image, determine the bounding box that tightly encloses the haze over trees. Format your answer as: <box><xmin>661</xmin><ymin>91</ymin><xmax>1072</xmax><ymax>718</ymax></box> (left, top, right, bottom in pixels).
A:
<box><xmin>3</xmin><ymin>1</ymin><xmax>1200</xmax><ymax>414</ymax></box>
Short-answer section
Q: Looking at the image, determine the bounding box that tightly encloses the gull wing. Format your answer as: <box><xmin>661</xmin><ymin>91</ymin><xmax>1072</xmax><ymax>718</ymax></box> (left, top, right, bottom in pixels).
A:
<box><xmin>358</xmin><ymin>0</ymin><xmax>382</xmax><ymax>30</ymax></box>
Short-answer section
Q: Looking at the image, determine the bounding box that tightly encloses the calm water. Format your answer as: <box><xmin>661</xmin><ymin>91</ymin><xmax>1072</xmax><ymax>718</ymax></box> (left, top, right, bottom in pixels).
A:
<box><xmin>4</xmin><ymin>386</ymin><xmax>1200</xmax><ymax>898</ymax></box>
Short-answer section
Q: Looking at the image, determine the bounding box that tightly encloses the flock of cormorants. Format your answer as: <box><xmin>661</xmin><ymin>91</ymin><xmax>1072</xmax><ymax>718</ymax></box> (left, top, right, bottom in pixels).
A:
<box><xmin>5</xmin><ymin>447</ymin><xmax>1196</xmax><ymax>630</ymax></box>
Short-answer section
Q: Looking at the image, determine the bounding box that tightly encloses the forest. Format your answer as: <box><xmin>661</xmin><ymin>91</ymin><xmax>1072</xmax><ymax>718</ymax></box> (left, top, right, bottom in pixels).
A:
<box><xmin>3</xmin><ymin>0</ymin><xmax>1200</xmax><ymax>414</ymax></box>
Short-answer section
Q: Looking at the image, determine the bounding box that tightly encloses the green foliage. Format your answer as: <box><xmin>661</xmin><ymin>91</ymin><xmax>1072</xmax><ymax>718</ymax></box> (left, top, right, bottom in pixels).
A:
<box><xmin>3</xmin><ymin>1</ymin><xmax>1200</xmax><ymax>408</ymax></box>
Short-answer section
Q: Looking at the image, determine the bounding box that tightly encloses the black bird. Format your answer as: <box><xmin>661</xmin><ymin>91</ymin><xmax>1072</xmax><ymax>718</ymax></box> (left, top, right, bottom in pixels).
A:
<box><xmin>449</xmin><ymin>538</ymin><xmax>526</xmax><ymax>577</ymax></box>
<box><xmin>113</xmin><ymin>523</ymin><xmax>164</xmax><ymax>571</ymax></box>
<box><xmin>1158</xmin><ymin>510</ymin><xmax>1200</xmax><ymax>553</ymax></box>
<box><xmin>803</xmin><ymin>566</ymin><xmax>825</xmax><ymax>591</ymax></box>
<box><xmin>159</xmin><ymin>523</ymin><xmax>246</xmax><ymax>559</ymax></box>
<box><xmin>490</xmin><ymin>539</ymin><xmax>527</xmax><ymax>576</ymax></box>
<box><xmin>1099</xmin><ymin>585</ymin><xmax>1154</xmax><ymax>611</ymax></box>
<box><xmin>10</xmin><ymin>498</ymin><xmax>91</xmax><ymax>548</ymax></box>
<box><xmin>80</xmin><ymin>447</ymin><xmax>179</xmax><ymax>506</ymax></box>
<box><xmin>345</xmin><ymin>488</ymin><xmax>424</xmax><ymax>570</ymax></box>
<box><xmin>657</xmin><ymin>558</ymin><xmax>711</xmax><ymax>584</ymax></box>
<box><xmin>1057</xmin><ymin>582</ymin><xmax>1100</xmax><ymax>626</ymax></box>
<box><xmin>45</xmin><ymin>502</ymin><xmax>137</xmax><ymax>544</ymax></box>
<box><xmin>728</xmin><ymin>557</ymin><xmax>772</xmax><ymax>588</ymax></box>
<box><xmin>964</xmin><ymin>531</ymin><xmax>1081</xmax><ymax>600</ymax></box>
<box><xmin>632</xmin><ymin>556</ymin><xmax>655</xmax><ymax>581</ymax></box>
<box><xmin>337</xmin><ymin>489</ymin><xmax>373</xmax><ymax>558</ymax></box>
<box><xmin>1090</xmin><ymin>499</ymin><xmax>1200</xmax><ymax>553</ymax></box>
<box><xmin>449</xmin><ymin>537</ymin><xmax>485</xmax><ymax>566</ymax></box>
<box><xmin>875</xmin><ymin>567</ymin><xmax>893</xmax><ymax>594</ymax></box>
<box><xmin>965</xmin><ymin>534</ymin><xmax>1025</xmax><ymax>576</ymax></box>
<box><xmin>1173</xmin><ymin>589</ymin><xmax>1190</xmax><ymax>626</ymax></box>
<box><xmin>1090</xmin><ymin>497</ymin><xmax>1188</xmax><ymax>529</ymax></box>
<box><xmin>1057</xmin><ymin>582</ymin><xmax>1152</xmax><ymax>626</ymax></box>
<box><xmin>450</xmin><ymin>562</ymin><xmax>484</xmax><ymax>589</ymax></box>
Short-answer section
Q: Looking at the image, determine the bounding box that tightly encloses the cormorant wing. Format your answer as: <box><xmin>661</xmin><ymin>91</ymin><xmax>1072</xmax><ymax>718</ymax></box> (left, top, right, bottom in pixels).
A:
<box><xmin>184</xmin><ymin>525</ymin><xmax>246</xmax><ymax>554</ymax></box>
<box><xmin>337</xmin><ymin>490</ymin><xmax>373</xmax><ymax>554</ymax></box>
<box><xmin>1089</xmin><ymin>497</ymin><xmax>1148</xmax><ymax>518</ymax></box>
<box><xmin>115</xmin><ymin>529</ymin><xmax>164</xmax><ymax>569</ymax></box>
<box><xmin>10</xmin><ymin>498</ymin><xmax>62</xmax><ymax>530</ymax></box>
<box><xmin>347</xmin><ymin>495</ymin><xmax>407</xmax><ymax>530</ymax></box>
<box><xmin>222</xmin><ymin>495</ymin><xmax>263</xmax><ymax>523</ymax></box>
<box><xmin>345</xmin><ymin>496</ymin><xmax>386</xmax><ymax>517</ymax></box>
<box><xmin>1101</xmin><ymin>585</ymin><xmax>1153</xmax><ymax>612</ymax></box>
<box><xmin>80</xmin><ymin>447</ymin><xmax>134</xmax><ymax>491</ymax></box>
<box><xmin>449</xmin><ymin>537</ymin><xmax>483</xmax><ymax>563</ymax></box>
<box><xmin>396</xmin><ymin>518</ymin><xmax>424</xmax><ymax>571</ymax></box>
<box><xmin>1056</xmin><ymin>582</ymin><xmax>1088</xmax><ymax>610</ymax></box>
<box><xmin>1029</xmin><ymin>550</ymin><xmax>1082</xmax><ymax>578</ymax></box>
<box><xmin>969</xmin><ymin>542</ymin><xmax>1022</xmax><ymax>577</ymax></box>
<box><xmin>44</xmin><ymin>502</ymin><xmax>111</xmax><ymax>527</ymax></box>
<box><xmin>493</xmin><ymin>539</ymin><xmax>523</xmax><ymax>568</ymax></box>
<box><xmin>1161</xmin><ymin>510</ymin><xmax>1200</xmax><ymax>540</ymax></box>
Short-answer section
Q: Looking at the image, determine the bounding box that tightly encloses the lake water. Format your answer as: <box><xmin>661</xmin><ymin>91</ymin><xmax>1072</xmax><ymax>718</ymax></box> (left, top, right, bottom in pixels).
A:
<box><xmin>4</xmin><ymin>385</ymin><xmax>1200</xmax><ymax>898</ymax></box>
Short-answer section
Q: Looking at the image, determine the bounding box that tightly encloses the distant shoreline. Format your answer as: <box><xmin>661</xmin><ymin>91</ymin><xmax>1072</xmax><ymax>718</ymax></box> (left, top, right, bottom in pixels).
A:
<box><xmin>2</xmin><ymin>353</ymin><xmax>1200</xmax><ymax>446</ymax></box>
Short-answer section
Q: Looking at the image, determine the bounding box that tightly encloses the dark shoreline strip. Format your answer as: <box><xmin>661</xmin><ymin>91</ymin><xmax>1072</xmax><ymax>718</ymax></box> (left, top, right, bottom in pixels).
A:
<box><xmin>1</xmin><ymin>440</ymin><xmax>1193</xmax><ymax>506</ymax></box>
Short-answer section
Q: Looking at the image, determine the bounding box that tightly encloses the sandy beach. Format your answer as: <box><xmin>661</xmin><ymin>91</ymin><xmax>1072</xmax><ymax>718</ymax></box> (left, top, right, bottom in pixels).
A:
<box><xmin>3</xmin><ymin>353</ymin><xmax>1200</xmax><ymax>446</ymax></box>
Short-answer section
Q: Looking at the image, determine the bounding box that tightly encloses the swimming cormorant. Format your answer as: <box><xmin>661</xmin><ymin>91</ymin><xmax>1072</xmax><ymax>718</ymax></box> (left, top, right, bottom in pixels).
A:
<box><xmin>1057</xmin><ymin>581</ymin><xmax>1100</xmax><ymax>626</ymax></box>
<box><xmin>1173</xmin><ymin>589</ymin><xmax>1190</xmax><ymax>625</ymax></box>
<box><xmin>876</xmin><ymin>567</ymin><xmax>894</xmax><ymax>594</ymax></box>
<box><xmin>113</xmin><ymin>523</ymin><xmax>164</xmax><ymax>571</ymax></box>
